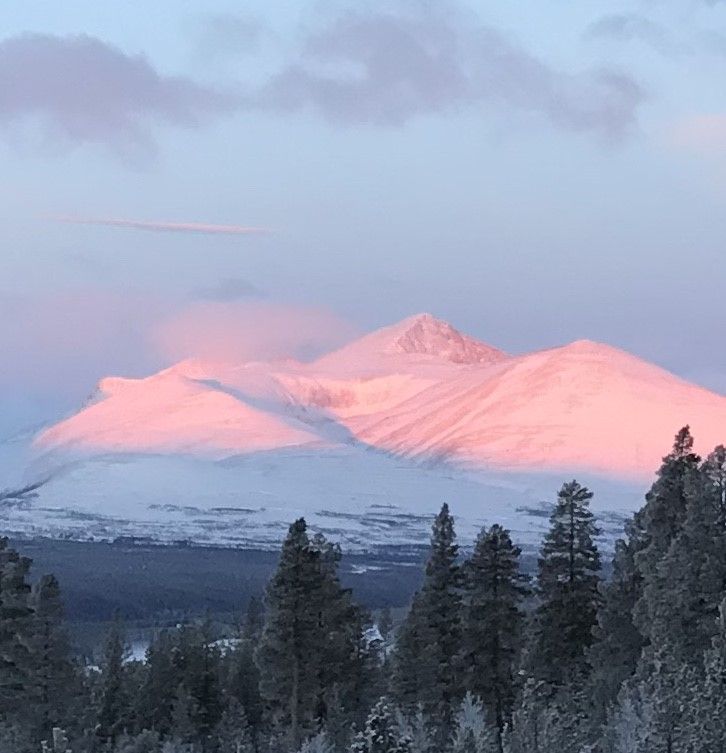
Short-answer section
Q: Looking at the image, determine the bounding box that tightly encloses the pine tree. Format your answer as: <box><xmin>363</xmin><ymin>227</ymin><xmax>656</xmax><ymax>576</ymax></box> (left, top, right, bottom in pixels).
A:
<box><xmin>588</xmin><ymin>531</ymin><xmax>645</xmax><ymax>720</ymax></box>
<box><xmin>185</xmin><ymin>620</ymin><xmax>223</xmax><ymax>751</ymax></box>
<box><xmin>169</xmin><ymin>683</ymin><xmax>198</xmax><ymax>748</ymax></box>
<box><xmin>137</xmin><ymin>629</ymin><xmax>177</xmax><ymax>736</ymax></box>
<box><xmin>392</xmin><ymin>504</ymin><xmax>463</xmax><ymax>743</ymax></box>
<box><xmin>349</xmin><ymin>698</ymin><xmax>412</xmax><ymax>753</ymax></box>
<box><xmin>634</xmin><ymin>643</ymin><xmax>696</xmax><ymax>753</ymax></box>
<box><xmin>632</xmin><ymin>427</ymin><xmax>701</xmax><ymax>637</ymax></box>
<box><xmin>224</xmin><ymin>633</ymin><xmax>263</xmax><ymax>735</ymax></box>
<box><xmin>450</xmin><ymin>694</ymin><xmax>497</xmax><ymax>753</ymax></box>
<box><xmin>296</xmin><ymin>731</ymin><xmax>335</xmax><ymax>753</ymax></box>
<box><xmin>96</xmin><ymin>615</ymin><xmax>131</xmax><ymax>746</ymax></box>
<box><xmin>460</xmin><ymin>525</ymin><xmax>528</xmax><ymax>747</ymax></box>
<box><xmin>598</xmin><ymin>684</ymin><xmax>650</xmax><ymax>753</ymax></box>
<box><xmin>27</xmin><ymin>574</ymin><xmax>75</xmax><ymax>743</ymax></box>
<box><xmin>244</xmin><ymin>596</ymin><xmax>263</xmax><ymax>642</ymax></box>
<box><xmin>527</xmin><ymin>481</ymin><xmax>601</xmax><ymax>686</ymax></box>
<box><xmin>214</xmin><ymin>697</ymin><xmax>254</xmax><ymax>753</ymax></box>
<box><xmin>256</xmin><ymin>519</ymin><xmax>365</xmax><ymax>750</ymax></box>
<box><xmin>680</xmin><ymin>598</ymin><xmax>726</xmax><ymax>752</ymax></box>
<box><xmin>0</xmin><ymin>537</ymin><xmax>34</xmax><ymax>719</ymax></box>
<box><xmin>504</xmin><ymin>680</ymin><xmax>593</xmax><ymax>753</ymax></box>
<box><xmin>633</xmin><ymin>441</ymin><xmax>726</xmax><ymax>671</ymax></box>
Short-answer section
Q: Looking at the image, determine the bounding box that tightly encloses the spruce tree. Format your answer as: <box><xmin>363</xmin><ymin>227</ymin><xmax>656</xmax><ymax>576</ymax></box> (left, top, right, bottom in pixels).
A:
<box><xmin>391</xmin><ymin>504</ymin><xmax>463</xmax><ymax>744</ymax></box>
<box><xmin>588</xmin><ymin>531</ymin><xmax>645</xmax><ymax>719</ymax></box>
<box><xmin>137</xmin><ymin>629</ymin><xmax>177</xmax><ymax>736</ymax></box>
<box><xmin>528</xmin><ymin>481</ymin><xmax>601</xmax><ymax>686</ymax></box>
<box><xmin>214</xmin><ymin>697</ymin><xmax>254</xmax><ymax>752</ymax></box>
<box><xmin>450</xmin><ymin>694</ymin><xmax>497</xmax><ymax>753</ymax></box>
<box><xmin>244</xmin><ymin>596</ymin><xmax>263</xmax><ymax>641</ymax></box>
<box><xmin>633</xmin><ymin>643</ymin><xmax>696</xmax><ymax>753</ymax></box>
<box><xmin>224</xmin><ymin>633</ymin><xmax>263</xmax><ymax>735</ymax></box>
<box><xmin>96</xmin><ymin>615</ymin><xmax>130</xmax><ymax>746</ymax></box>
<box><xmin>644</xmin><ymin>475</ymin><xmax>726</xmax><ymax>666</ymax></box>
<box><xmin>27</xmin><ymin>574</ymin><xmax>75</xmax><ymax>743</ymax></box>
<box><xmin>460</xmin><ymin>524</ymin><xmax>528</xmax><ymax>748</ymax></box>
<box><xmin>679</xmin><ymin>598</ymin><xmax>726</xmax><ymax>752</ymax></box>
<box><xmin>256</xmin><ymin>519</ymin><xmax>364</xmax><ymax>750</ymax></box>
<box><xmin>0</xmin><ymin>537</ymin><xmax>34</xmax><ymax>719</ymax></box>
<box><xmin>187</xmin><ymin>620</ymin><xmax>223</xmax><ymax>751</ymax></box>
<box><xmin>632</xmin><ymin>427</ymin><xmax>701</xmax><ymax>637</ymax></box>
<box><xmin>349</xmin><ymin>698</ymin><xmax>412</xmax><ymax>753</ymax></box>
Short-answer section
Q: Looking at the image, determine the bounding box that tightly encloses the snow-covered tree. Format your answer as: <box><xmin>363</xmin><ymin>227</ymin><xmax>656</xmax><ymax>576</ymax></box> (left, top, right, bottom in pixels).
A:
<box><xmin>450</xmin><ymin>694</ymin><xmax>497</xmax><ymax>753</ymax></box>
<box><xmin>349</xmin><ymin>699</ymin><xmax>412</xmax><ymax>753</ymax></box>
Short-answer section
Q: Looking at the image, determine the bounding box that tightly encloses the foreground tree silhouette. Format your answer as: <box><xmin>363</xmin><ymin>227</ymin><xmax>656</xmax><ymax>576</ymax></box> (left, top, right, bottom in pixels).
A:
<box><xmin>527</xmin><ymin>481</ymin><xmax>601</xmax><ymax>686</ymax></box>
<box><xmin>461</xmin><ymin>524</ymin><xmax>528</xmax><ymax>750</ymax></box>
<box><xmin>256</xmin><ymin>518</ymin><xmax>365</xmax><ymax>750</ymax></box>
<box><xmin>392</xmin><ymin>503</ymin><xmax>462</xmax><ymax>745</ymax></box>
<box><xmin>0</xmin><ymin>538</ymin><xmax>34</xmax><ymax>721</ymax></box>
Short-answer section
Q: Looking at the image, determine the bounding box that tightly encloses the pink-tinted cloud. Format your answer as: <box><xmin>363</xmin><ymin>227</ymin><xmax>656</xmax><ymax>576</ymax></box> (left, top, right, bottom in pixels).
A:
<box><xmin>152</xmin><ymin>301</ymin><xmax>357</xmax><ymax>363</ymax></box>
<box><xmin>669</xmin><ymin>114</ymin><xmax>726</xmax><ymax>154</ymax></box>
<box><xmin>258</xmin><ymin>5</ymin><xmax>644</xmax><ymax>139</ymax></box>
<box><xmin>50</xmin><ymin>216</ymin><xmax>270</xmax><ymax>236</ymax></box>
<box><xmin>0</xmin><ymin>33</ymin><xmax>232</xmax><ymax>155</ymax></box>
<box><xmin>0</xmin><ymin>292</ymin><xmax>355</xmax><ymax>430</ymax></box>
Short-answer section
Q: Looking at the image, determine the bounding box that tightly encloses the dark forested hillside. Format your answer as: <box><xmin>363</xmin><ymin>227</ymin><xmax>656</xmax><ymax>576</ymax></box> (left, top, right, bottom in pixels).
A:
<box><xmin>2</xmin><ymin>426</ymin><xmax>725</xmax><ymax>753</ymax></box>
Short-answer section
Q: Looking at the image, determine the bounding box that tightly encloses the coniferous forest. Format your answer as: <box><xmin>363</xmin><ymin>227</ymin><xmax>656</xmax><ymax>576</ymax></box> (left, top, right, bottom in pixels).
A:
<box><xmin>2</xmin><ymin>426</ymin><xmax>726</xmax><ymax>753</ymax></box>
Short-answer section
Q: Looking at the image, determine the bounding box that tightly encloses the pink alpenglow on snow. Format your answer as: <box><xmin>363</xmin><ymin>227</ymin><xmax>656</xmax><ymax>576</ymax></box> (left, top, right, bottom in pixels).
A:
<box><xmin>34</xmin><ymin>314</ymin><xmax>726</xmax><ymax>480</ymax></box>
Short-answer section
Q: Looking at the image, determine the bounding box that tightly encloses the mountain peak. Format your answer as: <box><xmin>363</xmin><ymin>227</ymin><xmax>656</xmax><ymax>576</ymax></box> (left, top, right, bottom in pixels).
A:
<box><xmin>317</xmin><ymin>313</ymin><xmax>506</xmax><ymax>368</ymax></box>
<box><xmin>382</xmin><ymin>313</ymin><xmax>495</xmax><ymax>361</ymax></box>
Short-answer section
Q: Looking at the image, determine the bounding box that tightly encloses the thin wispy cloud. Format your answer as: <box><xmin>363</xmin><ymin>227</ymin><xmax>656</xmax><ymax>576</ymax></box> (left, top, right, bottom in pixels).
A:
<box><xmin>50</xmin><ymin>216</ymin><xmax>270</xmax><ymax>236</ymax></box>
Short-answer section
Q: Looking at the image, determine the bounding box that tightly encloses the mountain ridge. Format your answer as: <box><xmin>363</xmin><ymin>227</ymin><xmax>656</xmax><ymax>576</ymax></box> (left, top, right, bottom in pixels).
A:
<box><xmin>32</xmin><ymin>313</ymin><xmax>726</xmax><ymax>480</ymax></box>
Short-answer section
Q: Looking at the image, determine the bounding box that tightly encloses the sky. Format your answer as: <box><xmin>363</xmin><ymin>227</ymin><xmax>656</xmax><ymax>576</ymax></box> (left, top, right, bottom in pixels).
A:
<box><xmin>1</xmin><ymin>0</ymin><xmax>726</xmax><ymax>436</ymax></box>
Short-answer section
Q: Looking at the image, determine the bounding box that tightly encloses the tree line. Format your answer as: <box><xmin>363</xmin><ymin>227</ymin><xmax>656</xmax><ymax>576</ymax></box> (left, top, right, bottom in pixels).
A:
<box><xmin>1</xmin><ymin>426</ymin><xmax>726</xmax><ymax>752</ymax></box>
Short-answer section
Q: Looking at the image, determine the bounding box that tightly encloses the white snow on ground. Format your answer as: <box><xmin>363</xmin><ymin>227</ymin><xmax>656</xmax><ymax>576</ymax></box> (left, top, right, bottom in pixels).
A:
<box><xmin>1</xmin><ymin>446</ymin><xmax>638</xmax><ymax>553</ymax></box>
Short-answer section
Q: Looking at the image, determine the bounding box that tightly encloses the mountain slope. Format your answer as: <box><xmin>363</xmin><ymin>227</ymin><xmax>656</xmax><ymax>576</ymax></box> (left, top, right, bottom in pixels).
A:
<box><xmin>34</xmin><ymin>315</ymin><xmax>726</xmax><ymax>478</ymax></box>
<box><xmin>15</xmin><ymin>313</ymin><xmax>726</xmax><ymax>550</ymax></box>
<box><xmin>344</xmin><ymin>339</ymin><xmax>726</xmax><ymax>477</ymax></box>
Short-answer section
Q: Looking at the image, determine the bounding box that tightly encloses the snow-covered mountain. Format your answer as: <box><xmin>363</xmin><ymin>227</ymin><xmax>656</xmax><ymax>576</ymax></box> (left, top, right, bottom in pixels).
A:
<box><xmin>4</xmin><ymin>313</ymin><xmax>726</xmax><ymax>551</ymax></box>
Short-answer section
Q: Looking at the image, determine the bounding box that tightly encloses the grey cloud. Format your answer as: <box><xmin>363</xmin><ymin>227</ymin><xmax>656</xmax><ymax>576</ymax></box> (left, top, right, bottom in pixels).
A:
<box><xmin>192</xmin><ymin>278</ymin><xmax>266</xmax><ymax>301</ymax></box>
<box><xmin>0</xmin><ymin>33</ymin><xmax>233</xmax><ymax>155</ymax></box>
<box><xmin>585</xmin><ymin>13</ymin><xmax>679</xmax><ymax>56</ymax></box>
<box><xmin>257</xmin><ymin>7</ymin><xmax>644</xmax><ymax>139</ymax></box>
<box><xmin>193</xmin><ymin>13</ymin><xmax>263</xmax><ymax>60</ymax></box>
